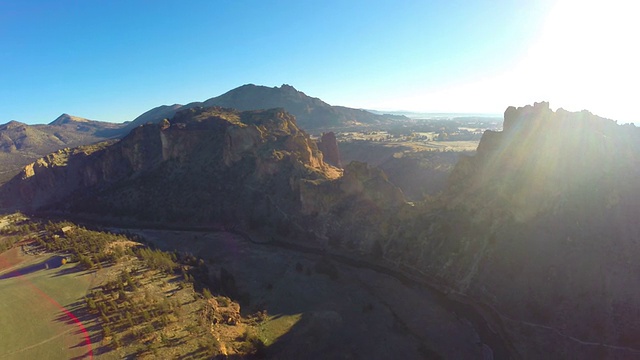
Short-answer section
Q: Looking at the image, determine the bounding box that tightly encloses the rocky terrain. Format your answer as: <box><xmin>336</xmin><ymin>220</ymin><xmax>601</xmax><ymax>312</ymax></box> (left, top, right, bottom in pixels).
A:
<box><xmin>0</xmin><ymin>114</ymin><xmax>122</xmax><ymax>184</ymax></box>
<box><xmin>394</xmin><ymin>102</ymin><xmax>640</xmax><ymax>358</ymax></box>
<box><xmin>340</xmin><ymin>141</ymin><xmax>463</xmax><ymax>201</ymax></box>
<box><xmin>127</xmin><ymin>228</ymin><xmax>491</xmax><ymax>359</ymax></box>
<box><xmin>0</xmin><ymin>84</ymin><xmax>406</xmax><ymax>186</ymax></box>
<box><xmin>316</xmin><ymin>131</ymin><xmax>342</xmax><ymax>168</ymax></box>
<box><xmin>0</xmin><ymin>107</ymin><xmax>340</xmax><ymax>224</ymax></box>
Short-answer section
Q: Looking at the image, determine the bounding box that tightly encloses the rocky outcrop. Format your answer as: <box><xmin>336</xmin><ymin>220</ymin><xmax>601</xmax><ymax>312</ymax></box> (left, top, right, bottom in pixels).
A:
<box><xmin>398</xmin><ymin>103</ymin><xmax>640</xmax><ymax>358</ymax></box>
<box><xmin>299</xmin><ymin>161</ymin><xmax>407</xmax><ymax>254</ymax></box>
<box><xmin>339</xmin><ymin>141</ymin><xmax>462</xmax><ymax>201</ymax></box>
<box><xmin>0</xmin><ymin>107</ymin><xmax>340</xmax><ymax>226</ymax></box>
<box><xmin>300</xmin><ymin>161</ymin><xmax>404</xmax><ymax>216</ymax></box>
<box><xmin>316</xmin><ymin>132</ymin><xmax>342</xmax><ymax>168</ymax></box>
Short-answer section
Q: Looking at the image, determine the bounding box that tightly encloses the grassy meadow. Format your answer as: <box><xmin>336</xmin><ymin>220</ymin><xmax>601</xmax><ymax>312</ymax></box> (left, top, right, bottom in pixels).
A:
<box><xmin>0</xmin><ymin>250</ymin><xmax>95</xmax><ymax>360</ymax></box>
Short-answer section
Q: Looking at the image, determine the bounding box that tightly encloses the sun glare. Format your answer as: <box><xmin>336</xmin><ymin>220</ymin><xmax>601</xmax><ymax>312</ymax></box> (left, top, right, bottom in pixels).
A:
<box><xmin>515</xmin><ymin>0</ymin><xmax>640</xmax><ymax>121</ymax></box>
<box><xmin>397</xmin><ymin>1</ymin><xmax>639</xmax><ymax>122</ymax></box>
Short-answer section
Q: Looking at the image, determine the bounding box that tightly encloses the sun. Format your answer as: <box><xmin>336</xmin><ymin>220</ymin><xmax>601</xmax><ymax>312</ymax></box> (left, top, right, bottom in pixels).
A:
<box><xmin>394</xmin><ymin>1</ymin><xmax>640</xmax><ymax>123</ymax></box>
<box><xmin>513</xmin><ymin>0</ymin><xmax>640</xmax><ymax>122</ymax></box>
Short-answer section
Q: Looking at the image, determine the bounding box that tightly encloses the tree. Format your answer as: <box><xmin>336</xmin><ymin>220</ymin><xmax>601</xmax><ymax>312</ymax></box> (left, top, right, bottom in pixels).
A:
<box><xmin>79</xmin><ymin>255</ymin><xmax>94</xmax><ymax>269</ymax></box>
<box><xmin>102</xmin><ymin>324</ymin><xmax>112</xmax><ymax>338</ymax></box>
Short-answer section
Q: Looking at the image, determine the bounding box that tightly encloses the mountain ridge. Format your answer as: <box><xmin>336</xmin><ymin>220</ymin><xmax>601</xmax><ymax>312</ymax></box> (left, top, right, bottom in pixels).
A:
<box><xmin>0</xmin><ymin>107</ymin><xmax>341</xmax><ymax>220</ymax></box>
<box><xmin>123</xmin><ymin>84</ymin><xmax>409</xmax><ymax>132</ymax></box>
<box><xmin>0</xmin><ymin>114</ymin><xmax>122</xmax><ymax>184</ymax></box>
<box><xmin>48</xmin><ymin>113</ymin><xmax>92</xmax><ymax>125</ymax></box>
<box><xmin>0</xmin><ymin>83</ymin><xmax>406</xmax><ymax>184</ymax></box>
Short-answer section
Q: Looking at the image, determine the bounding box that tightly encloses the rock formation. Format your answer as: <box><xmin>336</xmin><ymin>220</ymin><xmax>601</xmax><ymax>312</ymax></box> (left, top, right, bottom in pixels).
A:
<box><xmin>299</xmin><ymin>161</ymin><xmax>407</xmax><ymax>254</ymax></box>
<box><xmin>316</xmin><ymin>132</ymin><xmax>342</xmax><ymax>168</ymax></box>
<box><xmin>0</xmin><ymin>107</ymin><xmax>340</xmax><ymax>226</ymax></box>
<box><xmin>397</xmin><ymin>102</ymin><xmax>640</xmax><ymax>358</ymax></box>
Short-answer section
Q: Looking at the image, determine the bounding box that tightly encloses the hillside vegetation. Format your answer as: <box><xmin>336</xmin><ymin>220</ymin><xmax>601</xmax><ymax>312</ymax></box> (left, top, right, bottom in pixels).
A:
<box><xmin>0</xmin><ymin>214</ymin><xmax>269</xmax><ymax>359</ymax></box>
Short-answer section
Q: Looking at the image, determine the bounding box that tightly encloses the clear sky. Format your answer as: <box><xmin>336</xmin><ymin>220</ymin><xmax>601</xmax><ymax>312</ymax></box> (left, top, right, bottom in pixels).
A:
<box><xmin>1</xmin><ymin>0</ymin><xmax>638</xmax><ymax>124</ymax></box>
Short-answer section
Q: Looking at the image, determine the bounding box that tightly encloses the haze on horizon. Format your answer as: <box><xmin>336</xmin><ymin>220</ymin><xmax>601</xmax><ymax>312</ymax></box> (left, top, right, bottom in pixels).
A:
<box><xmin>1</xmin><ymin>0</ymin><xmax>638</xmax><ymax>125</ymax></box>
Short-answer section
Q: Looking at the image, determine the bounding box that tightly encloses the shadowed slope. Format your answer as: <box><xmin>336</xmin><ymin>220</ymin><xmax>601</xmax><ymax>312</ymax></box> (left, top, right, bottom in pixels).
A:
<box><xmin>0</xmin><ymin>107</ymin><xmax>339</xmax><ymax>228</ymax></box>
<box><xmin>397</xmin><ymin>102</ymin><xmax>640</xmax><ymax>358</ymax></box>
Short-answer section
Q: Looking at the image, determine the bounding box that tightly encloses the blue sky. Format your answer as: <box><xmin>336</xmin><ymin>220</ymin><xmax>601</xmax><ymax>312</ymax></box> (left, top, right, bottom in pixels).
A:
<box><xmin>1</xmin><ymin>0</ymin><xmax>637</xmax><ymax>124</ymax></box>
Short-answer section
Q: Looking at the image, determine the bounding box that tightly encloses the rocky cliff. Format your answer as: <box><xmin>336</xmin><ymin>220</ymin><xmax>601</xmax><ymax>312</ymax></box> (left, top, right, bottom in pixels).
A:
<box><xmin>397</xmin><ymin>102</ymin><xmax>640</xmax><ymax>358</ymax></box>
<box><xmin>0</xmin><ymin>107</ymin><xmax>340</xmax><ymax>227</ymax></box>
<box><xmin>299</xmin><ymin>161</ymin><xmax>408</xmax><ymax>254</ymax></box>
<box><xmin>316</xmin><ymin>132</ymin><xmax>342</xmax><ymax>168</ymax></box>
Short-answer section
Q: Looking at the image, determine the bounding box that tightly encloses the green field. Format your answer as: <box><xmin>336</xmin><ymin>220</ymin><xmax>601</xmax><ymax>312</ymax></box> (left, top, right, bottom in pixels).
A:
<box><xmin>0</xmin><ymin>250</ymin><xmax>96</xmax><ymax>360</ymax></box>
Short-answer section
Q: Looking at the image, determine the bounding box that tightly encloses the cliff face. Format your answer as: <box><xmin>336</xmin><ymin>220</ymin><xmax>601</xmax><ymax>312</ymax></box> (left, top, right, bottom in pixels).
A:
<box><xmin>400</xmin><ymin>102</ymin><xmax>640</xmax><ymax>358</ymax></box>
<box><xmin>0</xmin><ymin>107</ymin><xmax>340</xmax><ymax>225</ymax></box>
<box><xmin>299</xmin><ymin>161</ymin><xmax>408</xmax><ymax>254</ymax></box>
<box><xmin>316</xmin><ymin>132</ymin><xmax>342</xmax><ymax>168</ymax></box>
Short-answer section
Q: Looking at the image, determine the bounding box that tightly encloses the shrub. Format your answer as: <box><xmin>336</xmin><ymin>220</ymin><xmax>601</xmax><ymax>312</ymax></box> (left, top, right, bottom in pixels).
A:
<box><xmin>237</xmin><ymin>330</ymin><xmax>266</xmax><ymax>356</ymax></box>
<box><xmin>203</xmin><ymin>288</ymin><xmax>213</xmax><ymax>299</ymax></box>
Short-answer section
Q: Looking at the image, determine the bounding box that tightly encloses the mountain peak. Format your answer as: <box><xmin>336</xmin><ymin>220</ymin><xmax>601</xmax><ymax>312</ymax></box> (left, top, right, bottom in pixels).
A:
<box><xmin>126</xmin><ymin>84</ymin><xmax>408</xmax><ymax>131</ymax></box>
<box><xmin>2</xmin><ymin>120</ymin><xmax>26</xmax><ymax>128</ymax></box>
<box><xmin>49</xmin><ymin>113</ymin><xmax>90</xmax><ymax>126</ymax></box>
<box><xmin>278</xmin><ymin>83</ymin><xmax>298</xmax><ymax>91</ymax></box>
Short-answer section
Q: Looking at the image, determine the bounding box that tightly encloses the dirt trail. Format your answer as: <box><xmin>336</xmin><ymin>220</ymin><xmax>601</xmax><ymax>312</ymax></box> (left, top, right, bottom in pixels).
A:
<box><xmin>0</xmin><ymin>328</ymin><xmax>76</xmax><ymax>358</ymax></box>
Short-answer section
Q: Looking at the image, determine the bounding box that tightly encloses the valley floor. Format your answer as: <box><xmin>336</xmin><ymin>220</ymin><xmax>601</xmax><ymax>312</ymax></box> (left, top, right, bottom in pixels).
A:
<box><xmin>122</xmin><ymin>228</ymin><xmax>492</xmax><ymax>359</ymax></box>
<box><xmin>0</xmin><ymin>213</ymin><xmax>501</xmax><ymax>359</ymax></box>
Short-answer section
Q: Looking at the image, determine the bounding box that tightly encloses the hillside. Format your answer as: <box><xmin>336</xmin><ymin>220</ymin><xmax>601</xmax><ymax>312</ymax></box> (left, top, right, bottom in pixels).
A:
<box><xmin>0</xmin><ymin>105</ymin><xmax>406</xmax><ymax>267</ymax></box>
<box><xmin>123</xmin><ymin>84</ymin><xmax>408</xmax><ymax>132</ymax></box>
<box><xmin>0</xmin><ymin>115</ymin><xmax>123</xmax><ymax>184</ymax></box>
<box><xmin>0</xmin><ymin>84</ymin><xmax>407</xmax><ymax>183</ymax></box>
<box><xmin>389</xmin><ymin>102</ymin><xmax>640</xmax><ymax>358</ymax></box>
<box><xmin>0</xmin><ymin>107</ymin><xmax>340</xmax><ymax>225</ymax></box>
<box><xmin>0</xmin><ymin>214</ymin><xmax>268</xmax><ymax>358</ymax></box>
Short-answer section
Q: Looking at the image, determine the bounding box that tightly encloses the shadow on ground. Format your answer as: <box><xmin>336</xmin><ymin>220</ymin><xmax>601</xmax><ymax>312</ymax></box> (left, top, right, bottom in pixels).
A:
<box><xmin>0</xmin><ymin>256</ymin><xmax>66</xmax><ymax>280</ymax></box>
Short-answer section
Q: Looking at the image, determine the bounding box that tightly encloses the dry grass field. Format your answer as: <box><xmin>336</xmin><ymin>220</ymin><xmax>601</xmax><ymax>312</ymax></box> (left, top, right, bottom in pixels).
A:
<box><xmin>0</xmin><ymin>216</ymin><xmax>271</xmax><ymax>359</ymax></box>
<box><xmin>0</xmin><ymin>249</ymin><xmax>95</xmax><ymax>360</ymax></box>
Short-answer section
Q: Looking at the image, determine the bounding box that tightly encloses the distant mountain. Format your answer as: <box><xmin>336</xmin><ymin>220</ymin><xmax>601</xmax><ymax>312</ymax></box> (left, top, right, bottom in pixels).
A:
<box><xmin>123</xmin><ymin>104</ymin><xmax>182</xmax><ymax>131</ymax></box>
<box><xmin>48</xmin><ymin>113</ymin><xmax>90</xmax><ymax>125</ymax></box>
<box><xmin>0</xmin><ymin>84</ymin><xmax>407</xmax><ymax>183</ymax></box>
<box><xmin>0</xmin><ymin>114</ymin><xmax>123</xmax><ymax>184</ymax></box>
<box><xmin>367</xmin><ymin>109</ymin><xmax>502</xmax><ymax>120</ymax></box>
<box><xmin>123</xmin><ymin>84</ymin><xmax>409</xmax><ymax>132</ymax></box>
